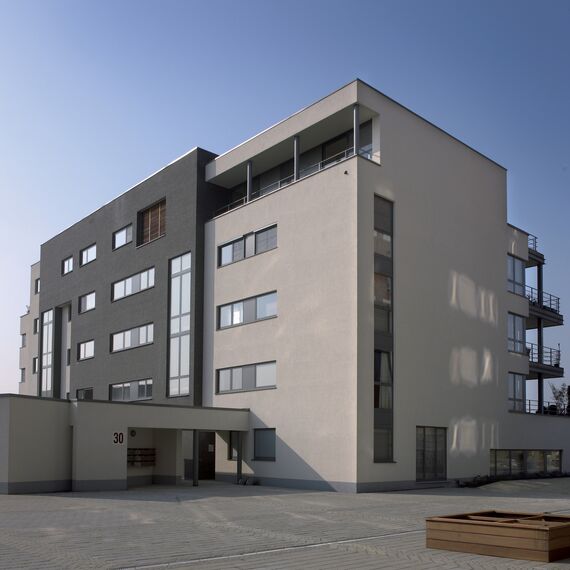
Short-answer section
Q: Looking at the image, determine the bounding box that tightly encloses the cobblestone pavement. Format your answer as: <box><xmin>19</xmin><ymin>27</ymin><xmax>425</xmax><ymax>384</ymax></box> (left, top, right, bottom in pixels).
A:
<box><xmin>2</xmin><ymin>480</ymin><xmax>570</xmax><ymax>569</ymax></box>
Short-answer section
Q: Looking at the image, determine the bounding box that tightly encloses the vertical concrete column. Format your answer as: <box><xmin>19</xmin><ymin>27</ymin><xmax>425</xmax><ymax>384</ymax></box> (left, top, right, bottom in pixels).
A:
<box><xmin>353</xmin><ymin>103</ymin><xmax>360</xmax><ymax>155</ymax></box>
<box><xmin>537</xmin><ymin>264</ymin><xmax>544</xmax><ymax>306</ymax></box>
<box><xmin>236</xmin><ymin>431</ymin><xmax>243</xmax><ymax>484</ymax></box>
<box><xmin>192</xmin><ymin>430</ymin><xmax>199</xmax><ymax>486</ymax></box>
<box><xmin>246</xmin><ymin>160</ymin><xmax>253</xmax><ymax>202</ymax></box>
<box><xmin>293</xmin><ymin>135</ymin><xmax>300</xmax><ymax>181</ymax></box>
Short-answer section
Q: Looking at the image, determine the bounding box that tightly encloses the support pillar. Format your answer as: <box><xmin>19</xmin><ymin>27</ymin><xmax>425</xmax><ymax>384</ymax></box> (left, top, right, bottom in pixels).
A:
<box><xmin>538</xmin><ymin>374</ymin><xmax>544</xmax><ymax>413</ymax></box>
<box><xmin>192</xmin><ymin>429</ymin><xmax>199</xmax><ymax>486</ymax></box>
<box><xmin>236</xmin><ymin>432</ymin><xmax>243</xmax><ymax>484</ymax></box>
<box><xmin>293</xmin><ymin>135</ymin><xmax>300</xmax><ymax>181</ymax></box>
<box><xmin>246</xmin><ymin>161</ymin><xmax>253</xmax><ymax>202</ymax></box>
<box><xmin>353</xmin><ymin>103</ymin><xmax>360</xmax><ymax>155</ymax></box>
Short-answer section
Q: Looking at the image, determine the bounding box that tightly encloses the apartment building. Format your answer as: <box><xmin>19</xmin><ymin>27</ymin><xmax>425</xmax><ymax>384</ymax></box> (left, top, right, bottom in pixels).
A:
<box><xmin>4</xmin><ymin>79</ymin><xmax>566</xmax><ymax>494</ymax></box>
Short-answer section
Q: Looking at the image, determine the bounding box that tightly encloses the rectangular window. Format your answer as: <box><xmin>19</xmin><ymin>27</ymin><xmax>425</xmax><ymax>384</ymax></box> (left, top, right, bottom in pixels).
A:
<box><xmin>80</xmin><ymin>244</ymin><xmax>97</xmax><ymax>266</ymax></box>
<box><xmin>218</xmin><ymin>292</ymin><xmax>278</xmax><ymax>329</ymax></box>
<box><xmin>34</xmin><ymin>278</ymin><xmax>40</xmax><ymax>294</ymax></box>
<box><xmin>508</xmin><ymin>372</ymin><xmax>526</xmax><ymax>412</ymax></box>
<box><xmin>228</xmin><ymin>431</ymin><xmax>240</xmax><ymax>461</ymax></box>
<box><xmin>254</xmin><ymin>428</ymin><xmax>276</xmax><ymax>461</ymax></box>
<box><xmin>33</xmin><ymin>318</ymin><xmax>39</xmax><ymax>334</ymax></box>
<box><xmin>112</xmin><ymin>267</ymin><xmax>155</xmax><ymax>301</ymax></box>
<box><xmin>256</xmin><ymin>292</ymin><xmax>277</xmax><ymax>319</ymax></box>
<box><xmin>218</xmin><ymin>225</ymin><xmax>277</xmax><ymax>266</ymax></box>
<box><xmin>40</xmin><ymin>309</ymin><xmax>53</xmax><ymax>394</ymax></box>
<box><xmin>374</xmin><ymin>274</ymin><xmax>392</xmax><ymax>307</ymax></box>
<box><xmin>168</xmin><ymin>252</ymin><xmax>191</xmax><ymax>397</ymax></box>
<box><xmin>507</xmin><ymin>255</ymin><xmax>525</xmax><ymax>295</ymax></box>
<box><xmin>110</xmin><ymin>379</ymin><xmax>152</xmax><ymax>402</ymax></box>
<box><xmin>77</xmin><ymin>387</ymin><xmax>94</xmax><ymax>400</ymax></box>
<box><xmin>113</xmin><ymin>224</ymin><xmax>133</xmax><ymax>250</ymax></box>
<box><xmin>111</xmin><ymin>323</ymin><xmax>154</xmax><ymax>352</ymax></box>
<box><xmin>416</xmin><ymin>426</ymin><xmax>447</xmax><ymax>481</ymax></box>
<box><xmin>62</xmin><ymin>256</ymin><xmax>73</xmax><ymax>275</ymax></box>
<box><xmin>78</xmin><ymin>339</ymin><xmax>94</xmax><ymax>361</ymax></box>
<box><xmin>78</xmin><ymin>291</ymin><xmax>96</xmax><ymax>314</ymax></box>
<box><xmin>217</xmin><ymin>361</ymin><xmax>276</xmax><ymax>393</ymax></box>
<box><xmin>374</xmin><ymin>351</ymin><xmax>393</xmax><ymax>410</ymax></box>
<box><xmin>374</xmin><ymin>230</ymin><xmax>392</xmax><ymax>258</ymax></box>
<box><xmin>20</xmin><ymin>368</ymin><xmax>25</xmax><ymax>383</ymax></box>
<box><xmin>490</xmin><ymin>449</ymin><xmax>562</xmax><ymax>477</ymax></box>
<box><xmin>508</xmin><ymin>313</ymin><xmax>526</xmax><ymax>353</ymax></box>
<box><xmin>20</xmin><ymin>333</ymin><xmax>26</xmax><ymax>348</ymax></box>
<box><xmin>32</xmin><ymin>357</ymin><xmax>38</xmax><ymax>374</ymax></box>
<box><xmin>137</xmin><ymin>199</ymin><xmax>166</xmax><ymax>246</ymax></box>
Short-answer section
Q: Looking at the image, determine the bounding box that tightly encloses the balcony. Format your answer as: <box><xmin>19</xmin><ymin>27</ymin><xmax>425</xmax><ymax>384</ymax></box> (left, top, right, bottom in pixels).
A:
<box><xmin>526</xmin><ymin>342</ymin><xmax>564</xmax><ymax>379</ymax></box>
<box><xmin>513</xmin><ymin>399</ymin><xmax>570</xmax><ymax>417</ymax></box>
<box><xmin>525</xmin><ymin>285</ymin><xmax>563</xmax><ymax>329</ymax></box>
<box><xmin>526</xmin><ymin>233</ymin><xmax>545</xmax><ymax>267</ymax></box>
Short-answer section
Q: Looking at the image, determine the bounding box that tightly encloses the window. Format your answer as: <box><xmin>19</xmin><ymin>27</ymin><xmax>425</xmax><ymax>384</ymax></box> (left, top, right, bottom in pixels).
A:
<box><xmin>254</xmin><ymin>428</ymin><xmax>276</xmax><ymax>461</ymax></box>
<box><xmin>111</xmin><ymin>323</ymin><xmax>154</xmax><ymax>352</ymax></box>
<box><xmin>110</xmin><ymin>379</ymin><xmax>153</xmax><ymax>402</ymax></box>
<box><xmin>78</xmin><ymin>340</ymin><xmax>94</xmax><ymax>361</ymax></box>
<box><xmin>508</xmin><ymin>372</ymin><xmax>526</xmax><ymax>412</ymax></box>
<box><xmin>218</xmin><ymin>225</ymin><xmax>277</xmax><ymax>266</ymax></box>
<box><xmin>32</xmin><ymin>357</ymin><xmax>38</xmax><ymax>374</ymax></box>
<box><xmin>217</xmin><ymin>361</ymin><xmax>276</xmax><ymax>393</ymax></box>
<box><xmin>20</xmin><ymin>333</ymin><xmax>26</xmax><ymax>348</ymax></box>
<box><xmin>169</xmin><ymin>252</ymin><xmax>191</xmax><ymax>397</ymax></box>
<box><xmin>78</xmin><ymin>291</ymin><xmax>96</xmax><ymax>314</ymax></box>
<box><xmin>218</xmin><ymin>292</ymin><xmax>278</xmax><ymax>329</ymax></box>
<box><xmin>112</xmin><ymin>267</ymin><xmax>155</xmax><ymax>301</ymax></box>
<box><xmin>62</xmin><ymin>256</ymin><xmax>74</xmax><ymax>275</ymax></box>
<box><xmin>113</xmin><ymin>224</ymin><xmax>133</xmax><ymax>250</ymax></box>
<box><xmin>228</xmin><ymin>431</ymin><xmax>240</xmax><ymax>461</ymax></box>
<box><xmin>374</xmin><ymin>230</ymin><xmax>392</xmax><ymax>258</ymax></box>
<box><xmin>374</xmin><ymin>428</ymin><xmax>393</xmax><ymax>462</ymax></box>
<box><xmin>374</xmin><ymin>351</ymin><xmax>393</xmax><ymax>410</ymax></box>
<box><xmin>508</xmin><ymin>313</ymin><xmax>526</xmax><ymax>353</ymax></box>
<box><xmin>490</xmin><ymin>449</ymin><xmax>561</xmax><ymax>477</ymax></box>
<box><xmin>34</xmin><ymin>278</ymin><xmax>40</xmax><ymax>294</ymax></box>
<box><xmin>137</xmin><ymin>199</ymin><xmax>166</xmax><ymax>246</ymax></box>
<box><xmin>374</xmin><ymin>274</ymin><xmax>392</xmax><ymax>306</ymax></box>
<box><xmin>33</xmin><ymin>318</ymin><xmax>39</xmax><ymax>334</ymax></box>
<box><xmin>507</xmin><ymin>255</ymin><xmax>525</xmax><ymax>295</ymax></box>
<box><xmin>80</xmin><ymin>244</ymin><xmax>97</xmax><ymax>266</ymax></box>
<box><xmin>416</xmin><ymin>426</ymin><xmax>447</xmax><ymax>481</ymax></box>
<box><xmin>40</xmin><ymin>309</ymin><xmax>53</xmax><ymax>394</ymax></box>
<box><xmin>20</xmin><ymin>368</ymin><xmax>25</xmax><ymax>383</ymax></box>
<box><xmin>77</xmin><ymin>388</ymin><xmax>94</xmax><ymax>400</ymax></box>
<box><xmin>256</xmin><ymin>292</ymin><xmax>277</xmax><ymax>319</ymax></box>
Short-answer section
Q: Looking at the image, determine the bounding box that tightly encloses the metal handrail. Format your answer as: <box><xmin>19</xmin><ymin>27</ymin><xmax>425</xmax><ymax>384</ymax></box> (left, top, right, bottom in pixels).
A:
<box><xmin>515</xmin><ymin>398</ymin><xmax>570</xmax><ymax>416</ymax></box>
<box><xmin>528</xmin><ymin>233</ymin><xmax>539</xmax><ymax>251</ymax></box>
<box><xmin>526</xmin><ymin>342</ymin><xmax>562</xmax><ymax>367</ymax></box>
<box><xmin>525</xmin><ymin>285</ymin><xmax>561</xmax><ymax>314</ymax></box>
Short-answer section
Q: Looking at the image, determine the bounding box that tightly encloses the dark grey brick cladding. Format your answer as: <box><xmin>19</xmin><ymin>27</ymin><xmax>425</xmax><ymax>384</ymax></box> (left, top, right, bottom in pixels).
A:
<box><xmin>38</xmin><ymin>148</ymin><xmax>231</xmax><ymax>405</ymax></box>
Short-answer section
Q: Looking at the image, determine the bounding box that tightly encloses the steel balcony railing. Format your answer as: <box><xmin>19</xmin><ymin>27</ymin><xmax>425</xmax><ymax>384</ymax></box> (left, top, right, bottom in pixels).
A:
<box><xmin>528</xmin><ymin>233</ymin><xmax>539</xmax><ymax>251</ymax></box>
<box><xmin>526</xmin><ymin>342</ymin><xmax>562</xmax><ymax>367</ymax></box>
<box><xmin>513</xmin><ymin>399</ymin><xmax>570</xmax><ymax>416</ymax></box>
<box><xmin>525</xmin><ymin>285</ymin><xmax>561</xmax><ymax>314</ymax></box>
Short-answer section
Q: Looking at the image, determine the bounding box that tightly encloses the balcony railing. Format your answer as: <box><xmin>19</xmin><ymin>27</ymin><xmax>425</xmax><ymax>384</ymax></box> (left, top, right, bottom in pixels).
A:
<box><xmin>528</xmin><ymin>233</ymin><xmax>539</xmax><ymax>251</ymax></box>
<box><xmin>514</xmin><ymin>399</ymin><xmax>570</xmax><ymax>416</ymax></box>
<box><xmin>214</xmin><ymin>146</ymin><xmax>374</xmax><ymax>217</ymax></box>
<box><xmin>526</xmin><ymin>342</ymin><xmax>562</xmax><ymax>367</ymax></box>
<box><xmin>525</xmin><ymin>285</ymin><xmax>561</xmax><ymax>315</ymax></box>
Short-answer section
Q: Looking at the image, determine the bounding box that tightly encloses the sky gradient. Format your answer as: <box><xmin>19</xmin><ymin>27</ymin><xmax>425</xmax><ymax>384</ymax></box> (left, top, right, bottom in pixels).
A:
<box><xmin>0</xmin><ymin>0</ymin><xmax>568</xmax><ymax>394</ymax></box>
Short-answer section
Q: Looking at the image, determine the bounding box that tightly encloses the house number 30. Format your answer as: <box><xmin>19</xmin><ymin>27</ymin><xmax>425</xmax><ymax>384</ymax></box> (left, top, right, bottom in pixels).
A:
<box><xmin>113</xmin><ymin>432</ymin><xmax>124</xmax><ymax>444</ymax></box>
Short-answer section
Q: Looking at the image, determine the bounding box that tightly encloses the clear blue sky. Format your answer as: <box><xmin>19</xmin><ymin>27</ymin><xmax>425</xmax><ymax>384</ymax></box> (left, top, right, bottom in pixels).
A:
<box><xmin>0</xmin><ymin>0</ymin><xmax>568</xmax><ymax>394</ymax></box>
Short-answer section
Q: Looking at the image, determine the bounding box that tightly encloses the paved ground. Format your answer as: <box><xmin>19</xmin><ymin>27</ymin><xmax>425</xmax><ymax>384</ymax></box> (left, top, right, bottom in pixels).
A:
<box><xmin>2</xmin><ymin>480</ymin><xmax>570</xmax><ymax>569</ymax></box>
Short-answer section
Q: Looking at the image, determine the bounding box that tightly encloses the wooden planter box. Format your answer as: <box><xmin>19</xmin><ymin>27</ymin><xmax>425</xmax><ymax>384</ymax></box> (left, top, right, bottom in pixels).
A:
<box><xmin>426</xmin><ymin>510</ymin><xmax>570</xmax><ymax>562</ymax></box>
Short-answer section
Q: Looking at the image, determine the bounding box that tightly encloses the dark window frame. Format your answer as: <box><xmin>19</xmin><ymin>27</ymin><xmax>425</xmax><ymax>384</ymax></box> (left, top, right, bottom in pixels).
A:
<box><xmin>61</xmin><ymin>255</ymin><xmax>74</xmax><ymax>275</ymax></box>
<box><xmin>416</xmin><ymin>426</ymin><xmax>447</xmax><ymax>482</ymax></box>
<box><xmin>78</xmin><ymin>291</ymin><xmax>96</xmax><ymax>314</ymax></box>
<box><xmin>218</xmin><ymin>224</ymin><xmax>277</xmax><ymax>267</ymax></box>
<box><xmin>76</xmin><ymin>387</ymin><xmax>94</xmax><ymax>400</ymax></box>
<box><xmin>112</xmin><ymin>224</ymin><xmax>133</xmax><ymax>251</ymax></box>
<box><xmin>79</xmin><ymin>243</ymin><xmax>97</xmax><ymax>267</ymax></box>
<box><xmin>217</xmin><ymin>291</ymin><xmax>277</xmax><ymax>330</ymax></box>
<box><xmin>253</xmin><ymin>428</ymin><xmax>276</xmax><ymax>462</ymax></box>
<box><xmin>137</xmin><ymin>199</ymin><xmax>166</xmax><ymax>247</ymax></box>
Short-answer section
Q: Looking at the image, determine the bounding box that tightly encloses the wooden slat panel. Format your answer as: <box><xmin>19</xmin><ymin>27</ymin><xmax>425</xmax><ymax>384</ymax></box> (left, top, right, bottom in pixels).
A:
<box><xmin>427</xmin><ymin>538</ymin><xmax>549</xmax><ymax>562</ymax></box>
<box><xmin>427</xmin><ymin>521</ymin><xmax>546</xmax><ymax>540</ymax></box>
<box><xmin>428</xmin><ymin>529</ymin><xmax>546</xmax><ymax>550</ymax></box>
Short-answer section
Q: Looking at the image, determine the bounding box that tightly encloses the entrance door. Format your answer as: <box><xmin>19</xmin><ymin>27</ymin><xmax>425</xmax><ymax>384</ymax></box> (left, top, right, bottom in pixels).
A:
<box><xmin>199</xmin><ymin>432</ymin><xmax>215</xmax><ymax>479</ymax></box>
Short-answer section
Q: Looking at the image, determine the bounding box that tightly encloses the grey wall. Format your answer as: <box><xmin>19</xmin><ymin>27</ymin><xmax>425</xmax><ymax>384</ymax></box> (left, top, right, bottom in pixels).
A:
<box><xmin>38</xmin><ymin>149</ymin><xmax>230</xmax><ymax>405</ymax></box>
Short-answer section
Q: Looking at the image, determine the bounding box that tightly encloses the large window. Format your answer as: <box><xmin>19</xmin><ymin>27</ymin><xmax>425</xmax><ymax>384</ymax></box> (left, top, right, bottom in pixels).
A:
<box><xmin>77</xmin><ymin>339</ymin><xmax>94</xmax><ymax>361</ymax></box>
<box><xmin>416</xmin><ymin>426</ymin><xmax>447</xmax><ymax>481</ymax></box>
<box><xmin>78</xmin><ymin>291</ymin><xmax>96</xmax><ymax>314</ymax></box>
<box><xmin>508</xmin><ymin>313</ymin><xmax>526</xmax><ymax>353</ymax></box>
<box><xmin>490</xmin><ymin>449</ymin><xmax>561</xmax><ymax>477</ymax></box>
<box><xmin>217</xmin><ymin>361</ymin><xmax>276</xmax><ymax>393</ymax></box>
<box><xmin>218</xmin><ymin>292</ymin><xmax>277</xmax><ymax>329</ymax></box>
<box><xmin>374</xmin><ymin>351</ymin><xmax>393</xmax><ymax>410</ymax></box>
<box><xmin>62</xmin><ymin>256</ymin><xmax>73</xmax><ymax>275</ymax></box>
<box><xmin>112</xmin><ymin>267</ymin><xmax>155</xmax><ymax>301</ymax></box>
<box><xmin>76</xmin><ymin>387</ymin><xmax>93</xmax><ymax>400</ymax></box>
<box><xmin>137</xmin><ymin>199</ymin><xmax>165</xmax><ymax>246</ymax></box>
<box><xmin>508</xmin><ymin>372</ymin><xmax>526</xmax><ymax>412</ymax></box>
<box><xmin>113</xmin><ymin>224</ymin><xmax>133</xmax><ymax>250</ymax></box>
<box><xmin>218</xmin><ymin>225</ymin><xmax>277</xmax><ymax>266</ymax></box>
<box><xmin>110</xmin><ymin>379</ymin><xmax>153</xmax><ymax>402</ymax></box>
<box><xmin>254</xmin><ymin>428</ymin><xmax>276</xmax><ymax>461</ymax></box>
<box><xmin>507</xmin><ymin>255</ymin><xmax>525</xmax><ymax>295</ymax></box>
<box><xmin>111</xmin><ymin>323</ymin><xmax>154</xmax><ymax>352</ymax></box>
<box><xmin>40</xmin><ymin>309</ymin><xmax>53</xmax><ymax>394</ymax></box>
<box><xmin>80</xmin><ymin>244</ymin><xmax>97</xmax><ymax>266</ymax></box>
<box><xmin>168</xmin><ymin>252</ymin><xmax>191</xmax><ymax>397</ymax></box>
